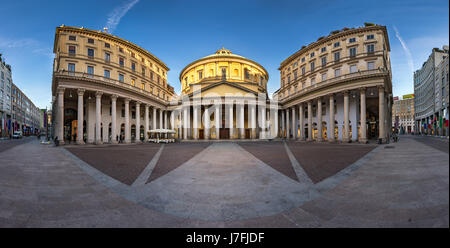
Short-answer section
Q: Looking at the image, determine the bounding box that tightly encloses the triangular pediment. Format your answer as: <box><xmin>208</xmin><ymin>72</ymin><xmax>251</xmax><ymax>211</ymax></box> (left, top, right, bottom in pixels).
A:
<box><xmin>189</xmin><ymin>81</ymin><xmax>258</xmax><ymax>98</ymax></box>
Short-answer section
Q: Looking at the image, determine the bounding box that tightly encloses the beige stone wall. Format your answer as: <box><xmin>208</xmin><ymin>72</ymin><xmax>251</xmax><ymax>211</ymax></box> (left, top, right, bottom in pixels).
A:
<box><xmin>54</xmin><ymin>26</ymin><xmax>173</xmax><ymax>101</ymax></box>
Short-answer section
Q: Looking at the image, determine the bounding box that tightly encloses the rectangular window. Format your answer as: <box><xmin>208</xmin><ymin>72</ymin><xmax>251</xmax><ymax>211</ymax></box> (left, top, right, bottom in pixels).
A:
<box><xmin>310</xmin><ymin>52</ymin><xmax>315</xmax><ymax>58</ymax></box>
<box><xmin>294</xmin><ymin>71</ymin><xmax>298</xmax><ymax>80</ymax></box>
<box><xmin>131</xmin><ymin>52</ymin><xmax>135</xmax><ymax>58</ymax></box>
<box><xmin>142</xmin><ymin>66</ymin><xmax>146</xmax><ymax>76</ymax></box>
<box><xmin>333</xmin><ymin>42</ymin><xmax>340</xmax><ymax>48</ymax></box>
<box><xmin>310</xmin><ymin>62</ymin><xmax>315</xmax><ymax>71</ymax></box>
<box><xmin>367</xmin><ymin>44</ymin><xmax>375</xmax><ymax>54</ymax></box>
<box><xmin>87</xmin><ymin>48</ymin><xmax>94</xmax><ymax>57</ymax></box>
<box><xmin>198</xmin><ymin>70</ymin><xmax>203</xmax><ymax>79</ymax></box>
<box><xmin>367</xmin><ymin>34</ymin><xmax>375</xmax><ymax>40</ymax></box>
<box><xmin>301</xmin><ymin>57</ymin><xmax>305</xmax><ymax>62</ymax></box>
<box><xmin>367</xmin><ymin>61</ymin><xmax>375</xmax><ymax>70</ymax></box>
<box><xmin>349</xmin><ymin>37</ymin><xmax>356</xmax><ymax>43</ymax></box>
<box><xmin>301</xmin><ymin>66</ymin><xmax>306</xmax><ymax>75</ymax></box>
<box><xmin>119</xmin><ymin>57</ymin><xmax>124</xmax><ymax>67</ymax></box>
<box><xmin>68</xmin><ymin>45</ymin><xmax>76</xmax><ymax>55</ymax></box>
<box><xmin>119</xmin><ymin>47</ymin><xmax>124</xmax><ymax>53</ymax></box>
<box><xmin>131</xmin><ymin>79</ymin><xmax>135</xmax><ymax>86</ymax></box>
<box><xmin>321</xmin><ymin>56</ymin><xmax>327</xmax><ymax>66</ymax></box>
<box><xmin>68</xmin><ymin>63</ymin><xmax>75</xmax><ymax>72</ymax></box>
<box><xmin>131</xmin><ymin>62</ymin><xmax>136</xmax><ymax>72</ymax></box>
<box><xmin>311</xmin><ymin>77</ymin><xmax>315</xmax><ymax>84</ymax></box>
<box><xmin>104</xmin><ymin>70</ymin><xmax>110</xmax><ymax>78</ymax></box>
<box><xmin>334</xmin><ymin>52</ymin><xmax>340</xmax><ymax>61</ymax></box>
<box><xmin>88</xmin><ymin>38</ymin><xmax>94</xmax><ymax>44</ymax></box>
<box><xmin>287</xmin><ymin>75</ymin><xmax>291</xmax><ymax>83</ymax></box>
<box><xmin>349</xmin><ymin>47</ymin><xmax>356</xmax><ymax>57</ymax></box>
<box><xmin>321</xmin><ymin>73</ymin><xmax>327</xmax><ymax>82</ymax></box>
<box><xmin>141</xmin><ymin>83</ymin><xmax>145</xmax><ymax>90</ymax></box>
<box><xmin>104</xmin><ymin>52</ymin><xmax>110</xmax><ymax>62</ymax></box>
<box><xmin>321</xmin><ymin>47</ymin><xmax>326</xmax><ymax>53</ymax></box>
<box><xmin>350</xmin><ymin>65</ymin><xmax>357</xmax><ymax>73</ymax></box>
<box><xmin>334</xmin><ymin>68</ymin><xmax>341</xmax><ymax>77</ymax></box>
<box><xmin>119</xmin><ymin>74</ymin><xmax>124</xmax><ymax>82</ymax></box>
<box><xmin>87</xmin><ymin>66</ymin><xmax>94</xmax><ymax>78</ymax></box>
<box><xmin>69</xmin><ymin>35</ymin><xmax>76</xmax><ymax>41</ymax></box>
<box><xmin>105</xmin><ymin>42</ymin><xmax>110</xmax><ymax>48</ymax></box>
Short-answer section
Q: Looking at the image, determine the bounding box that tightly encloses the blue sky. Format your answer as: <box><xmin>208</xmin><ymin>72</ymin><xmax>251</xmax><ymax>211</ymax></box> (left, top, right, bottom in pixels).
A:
<box><xmin>0</xmin><ymin>0</ymin><xmax>448</xmax><ymax>109</ymax></box>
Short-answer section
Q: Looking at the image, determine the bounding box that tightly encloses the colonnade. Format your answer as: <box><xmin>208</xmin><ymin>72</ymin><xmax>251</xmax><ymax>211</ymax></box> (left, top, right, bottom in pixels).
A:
<box><xmin>279</xmin><ymin>87</ymin><xmax>387</xmax><ymax>143</ymax></box>
<box><xmin>55</xmin><ymin>87</ymin><xmax>168</xmax><ymax>145</ymax></box>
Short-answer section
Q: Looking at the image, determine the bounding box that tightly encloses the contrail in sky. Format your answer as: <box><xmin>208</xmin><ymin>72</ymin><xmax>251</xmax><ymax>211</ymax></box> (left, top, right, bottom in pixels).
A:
<box><xmin>106</xmin><ymin>0</ymin><xmax>140</xmax><ymax>34</ymax></box>
<box><xmin>394</xmin><ymin>26</ymin><xmax>415</xmax><ymax>73</ymax></box>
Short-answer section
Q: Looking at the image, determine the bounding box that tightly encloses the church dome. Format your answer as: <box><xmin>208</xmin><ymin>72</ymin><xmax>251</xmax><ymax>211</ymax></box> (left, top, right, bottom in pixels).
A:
<box><xmin>179</xmin><ymin>48</ymin><xmax>269</xmax><ymax>96</ymax></box>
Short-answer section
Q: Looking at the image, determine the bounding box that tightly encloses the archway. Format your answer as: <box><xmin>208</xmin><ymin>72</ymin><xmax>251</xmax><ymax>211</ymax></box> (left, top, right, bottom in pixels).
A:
<box><xmin>131</xmin><ymin>124</ymin><xmax>136</xmax><ymax>142</ymax></box>
<box><xmin>139</xmin><ymin>125</ymin><xmax>144</xmax><ymax>141</ymax></box>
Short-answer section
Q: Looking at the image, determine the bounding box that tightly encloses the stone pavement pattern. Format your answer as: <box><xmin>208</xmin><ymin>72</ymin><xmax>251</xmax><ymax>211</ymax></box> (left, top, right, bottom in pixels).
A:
<box><xmin>0</xmin><ymin>136</ymin><xmax>448</xmax><ymax>227</ymax></box>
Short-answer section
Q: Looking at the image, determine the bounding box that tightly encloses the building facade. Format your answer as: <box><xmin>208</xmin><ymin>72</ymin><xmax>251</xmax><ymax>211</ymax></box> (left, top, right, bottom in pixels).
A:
<box><xmin>11</xmin><ymin>83</ymin><xmax>41</xmax><ymax>136</ymax></box>
<box><xmin>414</xmin><ymin>46</ymin><xmax>449</xmax><ymax>136</ymax></box>
<box><xmin>52</xmin><ymin>25</ymin><xmax>175</xmax><ymax>145</ymax></box>
<box><xmin>52</xmin><ymin>24</ymin><xmax>393</xmax><ymax>144</ymax></box>
<box><xmin>176</xmin><ymin>47</ymin><xmax>274</xmax><ymax>140</ymax></box>
<box><xmin>392</xmin><ymin>94</ymin><xmax>415</xmax><ymax>134</ymax></box>
<box><xmin>275</xmin><ymin>23</ymin><xmax>393</xmax><ymax>143</ymax></box>
<box><xmin>0</xmin><ymin>55</ymin><xmax>12</xmax><ymax>137</ymax></box>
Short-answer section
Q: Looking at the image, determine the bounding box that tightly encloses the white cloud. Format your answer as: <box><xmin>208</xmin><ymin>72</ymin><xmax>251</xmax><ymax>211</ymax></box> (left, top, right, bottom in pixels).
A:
<box><xmin>393</xmin><ymin>26</ymin><xmax>415</xmax><ymax>75</ymax></box>
<box><xmin>0</xmin><ymin>37</ymin><xmax>39</xmax><ymax>49</ymax></box>
<box><xmin>106</xmin><ymin>0</ymin><xmax>140</xmax><ymax>34</ymax></box>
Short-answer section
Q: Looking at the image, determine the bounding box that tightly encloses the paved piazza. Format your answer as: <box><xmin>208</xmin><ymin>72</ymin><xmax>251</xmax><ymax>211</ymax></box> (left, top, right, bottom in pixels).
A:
<box><xmin>0</xmin><ymin>136</ymin><xmax>448</xmax><ymax>227</ymax></box>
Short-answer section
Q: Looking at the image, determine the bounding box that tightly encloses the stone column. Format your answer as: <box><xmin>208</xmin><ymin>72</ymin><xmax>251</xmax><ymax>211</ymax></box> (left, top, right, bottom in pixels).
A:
<box><xmin>291</xmin><ymin>107</ymin><xmax>296</xmax><ymax>139</ymax></box>
<box><xmin>281</xmin><ymin>109</ymin><xmax>285</xmax><ymax>138</ymax></box>
<box><xmin>360</xmin><ymin>88</ymin><xmax>367</xmax><ymax>143</ymax></box>
<box><xmin>215</xmin><ymin>104</ymin><xmax>220</xmax><ymax>139</ymax></box>
<box><xmin>144</xmin><ymin>104</ymin><xmax>149</xmax><ymax>142</ymax></box>
<box><xmin>239</xmin><ymin>103</ymin><xmax>245</xmax><ymax>139</ymax></box>
<box><xmin>299</xmin><ymin>103</ymin><xmax>304</xmax><ymax>140</ymax></box>
<box><xmin>286</xmin><ymin>109</ymin><xmax>290</xmax><ymax>139</ymax></box>
<box><xmin>160</xmin><ymin>109</ymin><xmax>163</xmax><ymax>130</ymax></box>
<box><xmin>193</xmin><ymin>104</ymin><xmax>198</xmax><ymax>140</ymax></box>
<box><xmin>251</xmin><ymin>104</ymin><xmax>256</xmax><ymax>139</ymax></box>
<box><xmin>57</xmin><ymin>87</ymin><xmax>65</xmax><ymax>145</ymax></box>
<box><xmin>95</xmin><ymin>91</ymin><xmax>103</xmax><ymax>145</ymax></box>
<box><xmin>77</xmin><ymin>89</ymin><xmax>85</xmax><ymax>144</ymax></box>
<box><xmin>135</xmin><ymin>102</ymin><xmax>141</xmax><ymax>143</ymax></box>
<box><xmin>378</xmin><ymin>86</ymin><xmax>386</xmax><ymax>142</ymax></box>
<box><xmin>317</xmin><ymin>98</ymin><xmax>323</xmax><ymax>141</ymax></box>
<box><xmin>229</xmin><ymin>103</ymin><xmax>234</xmax><ymax>138</ymax></box>
<box><xmin>152</xmin><ymin>107</ymin><xmax>156</xmax><ymax>130</ymax></box>
<box><xmin>204</xmin><ymin>107</ymin><xmax>210</xmax><ymax>140</ymax></box>
<box><xmin>307</xmin><ymin>101</ymin><xmax>312</xmax><ymax>141</ymax></box>
<box><xmin>328</xmin><ymin>94</ymin><xmax>335</xmax><ymax>142</ymax></box>
<box><xmin>343</xmin><ymin>91</ymin><xmax>350</xmax><ymax>142</ymax></box>
<box><xmin>111</xmin><ymin>95</ymin><xmax>118</xmax><ymax>144</ymax></box>
<box><xmin>261</xmin><ymin>105</ymin><xmax>266</xmax><ymax>139</ymax></box>
<box><xmin>124</xmin><ymin>98</ymin><xmax>131</xmax><ymax>143</ymax></box>
<box><xmin>164</xmin><ymin>110</ymin><xmax>167</xmax><ymax>129</ymax></box>
<box><xmin>183</xmin><ymin>107</ymin><xmax>188</xmax><ymax>139</ymax></box>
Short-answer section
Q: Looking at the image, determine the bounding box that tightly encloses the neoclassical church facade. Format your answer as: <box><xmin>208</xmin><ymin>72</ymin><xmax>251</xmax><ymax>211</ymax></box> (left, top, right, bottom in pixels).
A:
<box><xmin>51</xmin><ymin>24</ymin><xmax>392</xmax><ymax>144</ymax></box>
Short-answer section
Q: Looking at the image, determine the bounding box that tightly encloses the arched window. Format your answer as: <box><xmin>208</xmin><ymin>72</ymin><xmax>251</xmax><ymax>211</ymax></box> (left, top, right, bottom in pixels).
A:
<box><xmin>244</xmin><ymin>68</ymin><xmax>250</xmax><ymax>80</ymax></box>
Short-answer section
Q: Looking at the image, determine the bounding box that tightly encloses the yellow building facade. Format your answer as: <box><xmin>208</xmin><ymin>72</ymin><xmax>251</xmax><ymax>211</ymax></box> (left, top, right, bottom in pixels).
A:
<box><xmin>52</xmin><ymin>25</ymin><xmax>175</xmax><ymax>144</ymax></box>
<box><xmin>275</xmin><ymin>23</ymin><xmax>393</xmax><ymax>143</ymax></box>
<box><xmin>174</xmin><ymin>48</ymin><xmax>275</xmax><ymax>140</ymax></box>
